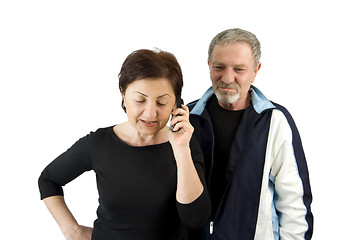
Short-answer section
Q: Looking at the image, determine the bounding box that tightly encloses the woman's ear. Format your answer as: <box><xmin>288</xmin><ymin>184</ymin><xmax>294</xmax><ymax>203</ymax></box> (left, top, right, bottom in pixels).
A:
<box><xmin>120</xmin><ymin>89</ymin><xmax>126</xmax><ymax>113</ymax></box>
<box><xmin>121</xmin><ymin>98</ymin><xmax>126</xmax><ymax>113</ymax></box>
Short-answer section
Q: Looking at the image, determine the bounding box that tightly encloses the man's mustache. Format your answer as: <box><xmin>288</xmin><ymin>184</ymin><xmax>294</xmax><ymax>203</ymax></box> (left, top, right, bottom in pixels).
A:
<box><xmin>216</xmin><ymin>81</ymin><xmax>240</xmax><ymax>91</ymax></box>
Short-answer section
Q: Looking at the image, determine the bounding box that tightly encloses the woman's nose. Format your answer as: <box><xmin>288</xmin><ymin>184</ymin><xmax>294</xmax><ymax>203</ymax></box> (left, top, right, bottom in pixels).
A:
<box><xmin>143</xmin><ymin>103</ymin><xmax>157</xmax><ymax>119</ymax></box>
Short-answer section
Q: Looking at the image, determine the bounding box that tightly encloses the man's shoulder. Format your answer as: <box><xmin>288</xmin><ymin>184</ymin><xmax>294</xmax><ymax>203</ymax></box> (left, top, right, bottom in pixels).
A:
<box><xmin>271</xmin><ymin>101</ymin><xmax>287</xmax><ymax>113</ymax></box>
<box><xmin>187</xmin><ymin>99</ymin><xmax>200</xmax><ymax>111</ymax></box>
<box><xmin>270</xmin><ymin>101</ymin><xmax>295</xmax><ymax>122</ymax></box>
<box><xmin>187</xmin><ymin>87</ymin><xmax>214</xmax><ymax>113</ymax></box>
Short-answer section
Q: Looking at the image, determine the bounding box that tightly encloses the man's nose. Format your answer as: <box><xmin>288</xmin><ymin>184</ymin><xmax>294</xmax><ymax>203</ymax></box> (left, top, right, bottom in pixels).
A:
<box><xmin>222</xmin><ymin>69</ymin><xmax>235</xmax><ymax>84</ymax></box>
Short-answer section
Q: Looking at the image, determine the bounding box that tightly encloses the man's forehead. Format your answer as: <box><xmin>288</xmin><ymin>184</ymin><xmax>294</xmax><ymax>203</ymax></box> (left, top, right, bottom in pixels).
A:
<box><xmin>211</xmin><ymin>44</ymin><xmax>254</xmax><ymax>63</ymax></box>
<box><xmin>216</xmin><ymin>41</ymin><xmax>251</xmax><ymax>49</ymax></box>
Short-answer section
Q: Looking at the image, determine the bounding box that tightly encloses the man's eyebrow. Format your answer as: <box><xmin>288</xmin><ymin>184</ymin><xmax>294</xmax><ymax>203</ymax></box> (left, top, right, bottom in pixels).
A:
<box><xmin>234</xmin><ymin>64</ymin><xmax>247</xmax><ymax>68</ymax></box>
<box><xmin>212</xmin><ymin>61</ymin><xmax>224</xmax><ymax>65</ymax></box>
<box><xmin>212</xmin><ymin>61</ymin><xmax>247</xmax><ymax>68</ymax></box>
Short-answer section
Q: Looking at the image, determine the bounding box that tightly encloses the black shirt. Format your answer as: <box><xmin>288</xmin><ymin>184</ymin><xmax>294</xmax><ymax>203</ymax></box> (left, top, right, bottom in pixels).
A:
<box><xmin>38</xmin><ymin>126</ymin><xmax>210</xmax><ymax>240</ymax></box>
<box><xmin>207</xmin><ymin>96</ymin><xmax>245</xmax><ymax>218</ymax></box>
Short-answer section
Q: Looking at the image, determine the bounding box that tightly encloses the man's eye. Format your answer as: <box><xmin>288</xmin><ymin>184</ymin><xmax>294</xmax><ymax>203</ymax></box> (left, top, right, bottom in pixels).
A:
<box><xmin>235</xmin><ymin>68</ymin><xmax>245</xmax><ymax>72</ymax></box>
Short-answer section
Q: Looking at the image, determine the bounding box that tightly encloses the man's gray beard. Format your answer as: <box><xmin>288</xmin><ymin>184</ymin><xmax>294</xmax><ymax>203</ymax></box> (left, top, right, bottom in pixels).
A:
<box><xmin>214</xmin><ymin>81</ymin><xmax>241</xmax><ymax>104</ymax></box>
<box><xmin>214</xmin><ymin>90</ymin><xmax>240</xmax><ymax>105</ymax></box>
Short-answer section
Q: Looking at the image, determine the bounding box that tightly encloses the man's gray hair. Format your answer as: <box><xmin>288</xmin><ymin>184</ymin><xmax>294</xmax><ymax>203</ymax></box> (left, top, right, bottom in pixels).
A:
<box><xmin>208</xmin><ymin>28</ymin><xmax>261</xmax><ymax>69</ymax></box>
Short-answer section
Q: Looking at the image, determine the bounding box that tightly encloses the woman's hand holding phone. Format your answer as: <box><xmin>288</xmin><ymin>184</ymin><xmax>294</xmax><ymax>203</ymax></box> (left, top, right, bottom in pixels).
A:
<box><xmin>168</xmin><ymin>101</ymin><xmax>194</xmax><ymax>148</ymax></box>
<box><xmin>169</xmin><ymin>98</ymin><xmax>184</xmax><ymax>132</ymax></box>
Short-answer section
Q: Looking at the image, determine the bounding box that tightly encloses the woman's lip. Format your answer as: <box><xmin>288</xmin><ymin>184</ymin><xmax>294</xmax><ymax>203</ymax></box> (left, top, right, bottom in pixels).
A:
<box><xmin>140</xmin><ymin>119</ymin><xmax>157</xmax><ymax>127</ymax></box>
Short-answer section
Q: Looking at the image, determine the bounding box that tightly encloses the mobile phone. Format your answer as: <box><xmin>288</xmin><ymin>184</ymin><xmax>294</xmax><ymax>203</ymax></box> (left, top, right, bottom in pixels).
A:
<box><xmin>169</xmin><ymin>98</ymin><xmax>184</xmax><ymax>132</ymax></box>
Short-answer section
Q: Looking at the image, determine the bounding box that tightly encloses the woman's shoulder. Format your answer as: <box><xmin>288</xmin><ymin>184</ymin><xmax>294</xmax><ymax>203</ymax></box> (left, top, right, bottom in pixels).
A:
<box><xmin>89</xmin><ymin>125</ymin><xmax>114</xmax><ymax>135</ymax></box>
<box><xmin>83</xmin><ymin>125</ymin><xmax>115</xmax><ymax>142</ymax></box>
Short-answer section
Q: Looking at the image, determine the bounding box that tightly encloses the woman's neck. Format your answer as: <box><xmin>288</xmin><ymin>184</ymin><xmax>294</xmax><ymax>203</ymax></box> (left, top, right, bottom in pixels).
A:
<box><xmin>113</xmin><ymin>122</ymin><xmax>169</xmax><ymax>147</ymax></box>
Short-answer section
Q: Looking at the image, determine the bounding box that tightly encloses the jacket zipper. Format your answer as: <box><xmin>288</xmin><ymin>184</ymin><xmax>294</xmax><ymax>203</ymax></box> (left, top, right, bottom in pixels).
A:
<box><xmin>208</xmin><ymin>122</ymin><xmax>216</xmax><ymax>236</ymax></box>
<box><xmin>191</xmin><ymin>109</ymin><xmax>216</xmax><ymax>236</ymax></box>
<box><xmin>207</xmin><ymin>131</ymin><xmax>215</xmax><ymax>195</ymax></box>
<box><xmin>210</xmin><ymin>221</ymin><xmax>214</xmax><ymax>234</ymax></box>
<box><xmin>210</xmin><ymin>221</ymin><xmax>214</xmax><ymax>235</ymax></box>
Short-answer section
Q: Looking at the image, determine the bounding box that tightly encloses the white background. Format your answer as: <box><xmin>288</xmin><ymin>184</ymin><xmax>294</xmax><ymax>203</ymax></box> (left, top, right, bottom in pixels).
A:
<box><xmin>1</xmin><ymin>0</ymin><xmax>359</xmax><ymax>239</ymax></box>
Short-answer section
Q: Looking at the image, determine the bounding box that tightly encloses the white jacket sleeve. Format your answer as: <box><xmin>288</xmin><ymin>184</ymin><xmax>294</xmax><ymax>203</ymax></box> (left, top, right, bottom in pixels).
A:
<box><xmin>270</xmin><ymin>110</ymin><xmax>309</xmax><ymax>240</ymax></box>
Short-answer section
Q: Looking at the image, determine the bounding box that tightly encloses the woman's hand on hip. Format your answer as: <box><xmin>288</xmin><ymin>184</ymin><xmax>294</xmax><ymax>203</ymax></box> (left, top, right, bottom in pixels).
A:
<box><xmin>65</xmin><ymin>225</ymin><xmax>93</xmax><ymax>240</ymax></box>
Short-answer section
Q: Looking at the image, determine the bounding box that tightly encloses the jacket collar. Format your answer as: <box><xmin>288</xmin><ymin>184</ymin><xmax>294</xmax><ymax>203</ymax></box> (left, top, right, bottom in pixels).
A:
<box><xmin>250</xmin><ymin>85</ymin><xmax>276</xmax><ymax>113</ymax></box>
<box><xmin>190</xmin><ymin>85</ymin><xmax>275</xmax><ymax>116</ymax></box>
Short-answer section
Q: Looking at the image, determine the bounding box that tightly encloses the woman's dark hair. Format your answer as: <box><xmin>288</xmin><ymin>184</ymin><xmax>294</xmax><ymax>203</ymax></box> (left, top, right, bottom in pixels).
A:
<box><xmin>118</xmin><ymin>49</ymin><xmax>183</xmax><ymax>112</ymax></box>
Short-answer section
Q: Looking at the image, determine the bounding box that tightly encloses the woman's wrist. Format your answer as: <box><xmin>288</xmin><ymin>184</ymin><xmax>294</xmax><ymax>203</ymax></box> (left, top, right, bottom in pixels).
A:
<box><xmin>171</xmin><ymin>146</ymin><xmax>191</xmax><ymax>163</ymax></box>
<box><xmin>62</xmin><ymin>222</ymin><xmax>81</xmax><ymax>238</ymax></box>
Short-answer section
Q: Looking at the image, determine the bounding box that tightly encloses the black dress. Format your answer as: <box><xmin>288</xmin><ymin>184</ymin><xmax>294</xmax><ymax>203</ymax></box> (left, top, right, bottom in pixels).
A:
<box><xmin>38</xmin><ymin>126</ymin><xmax>210</xmax><ymax>240</ymax></box>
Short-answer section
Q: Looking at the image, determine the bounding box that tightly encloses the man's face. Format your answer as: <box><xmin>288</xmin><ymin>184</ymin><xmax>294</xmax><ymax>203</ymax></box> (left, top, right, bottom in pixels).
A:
<box><xmin>209</xmin><ymin>42</ymin><xmax>261</xmax><ymax>110</ymax></box>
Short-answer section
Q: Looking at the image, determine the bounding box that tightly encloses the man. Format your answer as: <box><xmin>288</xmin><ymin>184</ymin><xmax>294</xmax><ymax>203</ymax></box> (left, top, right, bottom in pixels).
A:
<box><xmin>188</xmin><ymin>28</ymin><xmax>313</xmax><ymax>240</ymax></box>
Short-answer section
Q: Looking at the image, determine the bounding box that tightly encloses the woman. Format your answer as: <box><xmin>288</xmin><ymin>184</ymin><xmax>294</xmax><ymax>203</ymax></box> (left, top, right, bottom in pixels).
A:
<box><xmin>38</xmin><ymin>49</ymin><xmax>211</xmax><ymax>240</ymax></box>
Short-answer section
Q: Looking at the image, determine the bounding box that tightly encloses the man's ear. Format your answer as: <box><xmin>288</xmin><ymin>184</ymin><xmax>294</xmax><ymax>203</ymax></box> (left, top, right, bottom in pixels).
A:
<box><xmin>254</xmin><ymin>62</ymin><xmax>261</xmax><ymax>77</ymax></box>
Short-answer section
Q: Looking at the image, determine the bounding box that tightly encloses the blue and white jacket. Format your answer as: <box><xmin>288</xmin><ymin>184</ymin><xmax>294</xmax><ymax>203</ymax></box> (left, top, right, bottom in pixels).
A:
<box><xmin>188</xmin><ymin>86</ymin><xmax>313</xmax><ymax>240</ymax></box>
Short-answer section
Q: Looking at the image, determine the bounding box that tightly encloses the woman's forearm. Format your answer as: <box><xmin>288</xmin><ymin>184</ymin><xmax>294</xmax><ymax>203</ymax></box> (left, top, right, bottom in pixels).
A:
<box><xmin>172</xmin><ymin>146</ymin><xmax>204</xmax><ymax>204</ymax></box>
<box><xmin>43</xmin><ymin>196</ymin><xmax>80</xmax><ymax>238</ymax></box>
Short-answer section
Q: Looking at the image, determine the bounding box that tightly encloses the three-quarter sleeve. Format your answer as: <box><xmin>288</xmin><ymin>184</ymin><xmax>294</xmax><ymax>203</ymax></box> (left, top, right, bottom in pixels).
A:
<box><xmin>176</xmin><ymin>137</ymin><xmax>211</xmax><ymax>229</ymax></box>
<box><xmin>38</xmin><ymin>134</ymin><xmax>93</xmax><ymax>199</ymax></box>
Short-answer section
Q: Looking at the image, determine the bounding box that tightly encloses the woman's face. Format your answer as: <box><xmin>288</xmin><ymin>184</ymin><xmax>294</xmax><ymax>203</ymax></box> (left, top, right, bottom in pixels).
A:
<box><xmin>123</xmin><ymin>78</ymin><xmax>176</xmax><ymax>137</ymax></box>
